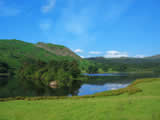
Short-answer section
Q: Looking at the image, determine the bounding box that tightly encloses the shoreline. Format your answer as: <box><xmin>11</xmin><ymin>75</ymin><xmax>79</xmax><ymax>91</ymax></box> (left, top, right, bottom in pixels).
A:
<box><xmin>0</xmin><ymin>78</ymin><xmax>159</xmax><ymax>102</ymax></box>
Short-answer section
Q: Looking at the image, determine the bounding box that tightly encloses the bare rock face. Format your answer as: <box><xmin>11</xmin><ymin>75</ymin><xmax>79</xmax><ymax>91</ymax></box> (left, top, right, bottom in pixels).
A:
<box><xmin>49</xmin><ymin>81</ymin><xmax>58</xmax><ymax>88</ymax></box>
<box><xmin>36</xmin><ymin>42</ymin><xmax>81</xmax><ymax>60</ymax></box>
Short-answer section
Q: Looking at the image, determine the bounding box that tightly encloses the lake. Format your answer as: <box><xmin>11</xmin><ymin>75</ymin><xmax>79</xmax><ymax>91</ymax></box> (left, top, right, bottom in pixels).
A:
<box><xmin>77</xmin><ymin>73</ymin><xmax>130</xmax><ymax>96</ymax></box>
<box><xmin>74</xmin><ymin>73</ymin><xmax>135</xmax><ymax>96</ymax></box>
<box><xmin>0</xmin><ymin>73</ymin><xmax>159</xmax><ymax>97</ymax></box>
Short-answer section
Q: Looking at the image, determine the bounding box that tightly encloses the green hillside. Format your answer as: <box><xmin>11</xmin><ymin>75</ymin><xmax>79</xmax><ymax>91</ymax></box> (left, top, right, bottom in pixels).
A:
<box><xmin>86</xmin><ymin>57</ymin><xmax>160</xmax><ymax>64</ymax></box>
<box><xmin>0</xmin><ymin>39</ymin><xmax>80</xmax><ymax>69</ymax></box>
<box><xmin>0</xmin><ymin>39</ymin><xmax>159</xmax><ymax>74</ymax></box>
<box><xmin>86</xmin><ymin>57</ymin><xmax>160</xmax><ymax>73</ymax></box>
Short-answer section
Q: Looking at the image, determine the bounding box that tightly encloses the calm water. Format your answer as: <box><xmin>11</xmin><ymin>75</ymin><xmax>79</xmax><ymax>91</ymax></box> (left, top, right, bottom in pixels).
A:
<box><xmin>77</xmin><ymin>73</ymin><xmax>131</xmax><ymax>96</ymax></box>
<box><xmin>0</xmin><ymin>73</ymin><xmax>159</xmax><ymax>97</ymax></box>
<box><xmin>83</xmin><ymin>73</ymin><xmax>128</xmax><ymax>76</ymax></box>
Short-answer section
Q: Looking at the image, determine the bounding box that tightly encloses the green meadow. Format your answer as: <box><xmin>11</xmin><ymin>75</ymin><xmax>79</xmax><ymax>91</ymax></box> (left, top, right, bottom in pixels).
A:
<box><xmin>0</xmin><ymin>78</ymin><xmax>160</xmax><ymax>120</ymax></box>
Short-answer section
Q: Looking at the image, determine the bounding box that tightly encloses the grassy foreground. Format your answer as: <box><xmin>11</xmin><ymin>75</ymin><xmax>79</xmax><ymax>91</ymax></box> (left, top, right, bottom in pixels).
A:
<box><xmin>0</xmin><ymin>78</ymin><xmax>160</xmax><ymax>120</ymax></box>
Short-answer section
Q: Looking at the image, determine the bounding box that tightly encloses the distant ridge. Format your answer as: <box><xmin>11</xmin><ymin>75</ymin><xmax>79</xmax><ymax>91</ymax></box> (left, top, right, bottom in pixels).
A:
<box><xmin>86</xmin><ymin>55</ymin><xmax>160</xmax><ymax>64</ymax></box>
<box><xmin>146</xmin><ymin>55</ymin><xmax>160</xmax><ymax>59</ymax></box>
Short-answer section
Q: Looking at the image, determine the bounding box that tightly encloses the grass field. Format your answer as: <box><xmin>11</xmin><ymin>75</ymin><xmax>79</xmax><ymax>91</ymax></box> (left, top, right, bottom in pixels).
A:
<box><xmin>0</xmin><ymin>78</ymin><xmax>160</xmax><ymax>120</ymax></box>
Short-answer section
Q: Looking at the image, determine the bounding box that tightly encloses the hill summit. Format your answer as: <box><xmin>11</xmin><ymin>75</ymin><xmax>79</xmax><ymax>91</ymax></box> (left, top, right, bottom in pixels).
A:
<box><xmin>36</xmin><ymin>42</ymin><xmax>81</xmax><ymax>60</ymax></box>
<box><xmin>0</xmin><ymin>39</ymin><xmax>81</xmax><ymax>68</ymax></box>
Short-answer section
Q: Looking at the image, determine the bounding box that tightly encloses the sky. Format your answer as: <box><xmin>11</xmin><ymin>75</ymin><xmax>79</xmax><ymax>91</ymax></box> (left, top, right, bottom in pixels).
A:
<box><xmin>0</xmin><ymin>0</ymin><xmax>160</xmax><ymax>58</ymax></box>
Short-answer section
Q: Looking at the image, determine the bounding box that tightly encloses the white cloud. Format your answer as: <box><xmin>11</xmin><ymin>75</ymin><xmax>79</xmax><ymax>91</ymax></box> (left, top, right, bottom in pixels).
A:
<box><xmin>48</xmin><ymin>0</ymin><xmax>96</xmax><ymax>46</ymax></box>
<box><xmin>104</xmin><ymin>0</ymin><xmax>134</xmax><ymax>23</ymax></box>
<box><xmin>104</xmin><ymin>50</ymin><xmax>128</xmax><ymax>58</ymax></box>
<box><xmin>86</xmin><ymin>55</ymin><xmax>91</xmax><ymax>58</ymax></box>
<box><xmin>42</xmin><ymin>0</ymin><xmax>56</xmax><ymax>13</ymax></box>
<box><xmin>64</xmin><ymin>12</ymin><xmax>92</xmax><ymax>36</ymax></box>
<box><xmin>80</xmin><ymin>56</ymin><xmax>85</xmax><ymax>58</ymax></box>
<box><xmin>65</xmin><ymin>20</ymin><xmax>85</xmax><ymax>36</ymax></box>
<box><xmin>39</xmin><ymin>19</ymin><xmax>53</xmax><ymax>32</ymax></box>
<box><xmin>39</xmin><ymin>0</ymin><xmax>134</xmax><ymax>47</ymax></box>
<box><xmin>74</xmin><ymin>49</ymin><xmax>83</xmax><ymax>53</ymax></box>
<box><xmin>134</xmin><ymin>55</ymin><xmax>145</xmax><ymax>58</ymax></box>
<box><xmin>89</xmin><ymin>51</ymin><xmax>102</xmax><ymax>55</ymax></box>
<box><xmin>40</xmin><ymin>23</ymin><xmax>51</xmax><ymax>31</ymax></box>
<box><xmin>0</xmin><ymin>1</ymin><xmax>20</xmax><ymax>16</ymax></box>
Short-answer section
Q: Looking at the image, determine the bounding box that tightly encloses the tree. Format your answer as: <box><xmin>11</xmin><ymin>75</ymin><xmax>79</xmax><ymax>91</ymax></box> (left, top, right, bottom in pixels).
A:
<box><xmin>17</xmin><ymin>59</ymin><xmax>82</xmax><ymax>90</ymax></box>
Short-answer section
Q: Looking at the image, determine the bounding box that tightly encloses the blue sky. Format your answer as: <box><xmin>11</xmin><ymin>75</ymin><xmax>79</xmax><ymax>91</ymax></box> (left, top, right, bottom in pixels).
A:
<box><xmin>0</xmin><ymin>0</ymin><xmax>160</xmax><ymax>58</ymax></box>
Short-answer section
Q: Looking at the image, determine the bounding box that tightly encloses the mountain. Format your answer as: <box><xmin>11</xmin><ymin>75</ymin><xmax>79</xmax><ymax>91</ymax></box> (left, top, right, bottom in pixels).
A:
<box><xmin>146</xmin><ymin>55</ymin><xmax>160</xmax><ymax>60</ymax></box>
<box><xmin>86</xmin><ymin>56</ymin><xmax>160</xmax><ymax>64</ymax></box>
<box><xmin>86</xmin><ymin>56</ymin><xmax>160</xmax><ymax>73</ymax></box>
<box><xmin>36</xmin><ymin>42</ymin><xmax>81</xmax><ymax>60</ymax></box>
<box><xmin>0</xmin><ymin>39</ymin><xmax>82</xmax><ymax>69</ymax></box>
<box><xmin>86</xmin><ymin>57</ymin><xmax>147</xmax><ymax>64</ymax></box>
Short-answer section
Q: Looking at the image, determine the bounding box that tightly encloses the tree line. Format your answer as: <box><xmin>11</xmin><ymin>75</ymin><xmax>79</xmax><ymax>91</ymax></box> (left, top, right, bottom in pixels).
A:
<box><xmin>16</xmin><ymin>59</ymin><xmax>82</xmax><ymax>90</ymax></box>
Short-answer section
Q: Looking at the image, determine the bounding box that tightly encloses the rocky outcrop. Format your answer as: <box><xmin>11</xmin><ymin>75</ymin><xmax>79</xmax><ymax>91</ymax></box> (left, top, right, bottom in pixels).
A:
<box><xmin>49</xmin><ymin>81</ymin><xmax>58</xmax><ymax>88</ymax></box>
<box><xmin>36</xmin><ymin>42</ymin><xmax>81</xmax><ymax>60</ymax></box>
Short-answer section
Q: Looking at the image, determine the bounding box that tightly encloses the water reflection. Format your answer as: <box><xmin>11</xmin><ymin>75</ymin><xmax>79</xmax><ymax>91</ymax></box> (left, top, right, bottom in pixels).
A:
<box><xmin>0</xmin><ymin>77</ymin><xmax>82</xmax><ymax>98</ymax></box>
<box><xmin>0</xmin><ymin>76</ymin><xmax>9</xmax><ymax>86</ymax></box>
<box><xmin>77</xmin><ymin>74</ymin><xmax>131</xmax><ymax>96</ymax></box>
<box><xmin>76</xmin><ymin>73</ymin><xmax>160</xmax><ymax>96</ymax></box>
<box><xmin>78</xmin><ymin>83</ymin><xmax>129</xmax><ymax>96</ymax></box>
<box><xmin>0</xmin><ymin>73</ymin><xmax>159</xmax><ymax>98</ymax></box>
